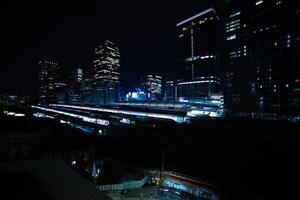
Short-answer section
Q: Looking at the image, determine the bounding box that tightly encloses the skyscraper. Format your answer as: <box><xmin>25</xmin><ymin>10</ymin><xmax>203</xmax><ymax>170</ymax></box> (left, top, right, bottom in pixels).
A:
<box><xmin>92</xmin><ymin>40</ymin><xmax>121</xmax><ymax>105</ymax></box>
<box><xmin>68</xmin><ymin>68</ymin><xmax>83</xmax><ymax>104</ymax></box>
<box><xmin>224</xmin><ymin>0</ymin><xmax>300</xmax><ymax>116</ymax></box>
<box><xmin>164</xmin><ymin>81</ymin><xmax>176</xmax><ymax>102</ymax></box>
<box><xmin>176</xmin><ymin>8</ymin><xmax>223</xmax><ymax>101</ymax></box>
<box><xmin>141</xmin><ymin>75</ymin><xmax>162</xmax><ymax>101</ymax></box>
<box><xmin>38</xmin><ymin>60</ymin><xmax>65</xmax><ymax>104</ymax></box>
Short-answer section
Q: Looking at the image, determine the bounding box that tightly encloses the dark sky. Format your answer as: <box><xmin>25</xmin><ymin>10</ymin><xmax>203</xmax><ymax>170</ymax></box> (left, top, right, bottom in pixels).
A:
<box><xmin>0</xmin><ymin>0</ymin><xmax>221</xmax><ymax>94</ymax></box>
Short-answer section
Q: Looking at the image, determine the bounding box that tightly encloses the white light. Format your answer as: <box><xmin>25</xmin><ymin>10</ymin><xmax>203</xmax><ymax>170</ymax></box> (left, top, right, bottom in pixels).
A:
<box><xmin>176</xmin><ymin>8</ymin><xmax>216</xmax><ymax>27</ymax></box>
<box><xmin>229</xmin><ymin>11</ymin><xmax>241</xmax><ymax>18</ymax></box>
<box><xmin>256</xmin><ymin>0</ymin><xmax>263</xmax><ymax>5</ymax></box>
<box><xmin>3</xmin><ymin>111</ymin><xmax>25</xmax><ymax>117</ymax></box>
<box><xmin>14</xmin><ymin>113</ymin><xmax>25</xmax><ymax>117</ymax></box>
<box><xmin>31</xmin><ymin>106</ymin><xmax>109</xmax><ymax>126</ymax></box>
<box><xmin>49</xmin><ymin>104</ymin><xmax>186</xmax><ymax>123</ymax></box>
<box><xmin>33</xmin><ymin>112</ymin><xmax>55</xmax><ymax>119</ymax></box>
<box><xmin>7</xmin><ymin>112</ymin><xmax>16</xmax><ymax>115</ymax></box>
<box><xmin>226</xmin><ymin>34</ymin><xmax>236</xmax><ymax>41</ymax></box>
<box><xmin>132</xmin><ymin>92</ymin><xmax>138</xmax><ymax>98</ymax></box>
<box><xmin>187</xmin><ymin>110</ymin><xmax>210</xmax><ymax>117</ymax></box>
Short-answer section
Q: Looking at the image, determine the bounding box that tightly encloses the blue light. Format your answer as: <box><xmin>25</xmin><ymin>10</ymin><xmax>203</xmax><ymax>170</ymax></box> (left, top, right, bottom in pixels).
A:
<box><xmin>132</xmin><ymin>92</ymin><xmax>138</xmax><ymax>98</ymax></box>
<box><xmin>125</xmin><ymin>88</ymin><xmax>146</xmax><ymax>101</ymax></box>
<box><xmin>120</xmin><ymin>118</ymin><xmax>132</xmax><ymax>124</ymax></box>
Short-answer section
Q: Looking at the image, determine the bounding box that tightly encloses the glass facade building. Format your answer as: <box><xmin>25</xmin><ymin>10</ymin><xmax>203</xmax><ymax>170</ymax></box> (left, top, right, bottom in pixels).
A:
<box><xmin>177</xmin><ymin>77</ymin><xmax>222</xmax><ymax>102</ymax></box>
<box><xmin>69</xmin><ymin>68</ymin><xmax>83</xmax><ymax>104</ymax></box>
<box><xmin>141</xmin><ymin>75</ymin><xmax>162</xmax><ymax>101</ymax></box>
<box><xmin>224</xmin><ymin>0</ymin><xmax>300</xmax><ymax>115</ymax></box>
<box><xmin>38</xmin><ymin>60</ymin><xmax>66</xmax><ymax>104</ymax></box>
<box><xmin>93</xmin><ymin>40</ymin><xmax>121</xmax><ymax>105</ymax></box>
<box><xmin>176</xmin><ymin>8</ymin><xmax>223</xmax><ymax>101</ymax></box>
<box><xmin>164</xmin><ymin>81</ymin><xmax>176</xmax><ymax>102</ymax></box>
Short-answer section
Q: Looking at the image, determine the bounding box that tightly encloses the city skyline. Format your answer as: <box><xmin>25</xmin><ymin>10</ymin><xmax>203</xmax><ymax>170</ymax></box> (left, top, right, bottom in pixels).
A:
<box><xmin>0</xmin><ymin>0</ymin><xmax>220</xmax><ymax>94</ymax></box>
<box><xmin>1</xmin><ymin>1</ymin><xmax>300</xmax><ymax>199</ymax></box>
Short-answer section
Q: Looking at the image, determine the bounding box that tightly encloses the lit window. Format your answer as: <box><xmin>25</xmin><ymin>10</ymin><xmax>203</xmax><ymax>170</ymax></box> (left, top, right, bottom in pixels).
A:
<box><xmin>71</xmin><ymin>160</ymin><xmax>76</xmax><ymax>165</ymax></box>
<box><xmin>229</xmin><ymin>11</ymin><xmax>241</xmax><ymax>18</ymax></box>
<box><xmin>287</xmin><ymin>34</ymin><xmax>291</xmax><ymax>47</ymax></box>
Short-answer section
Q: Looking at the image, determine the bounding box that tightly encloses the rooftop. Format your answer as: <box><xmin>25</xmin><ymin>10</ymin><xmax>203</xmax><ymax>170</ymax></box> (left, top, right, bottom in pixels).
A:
<box><xmin>0</xmin><ymin>158</ymin><xmax>110</xmax><ymax>200</ymax></box>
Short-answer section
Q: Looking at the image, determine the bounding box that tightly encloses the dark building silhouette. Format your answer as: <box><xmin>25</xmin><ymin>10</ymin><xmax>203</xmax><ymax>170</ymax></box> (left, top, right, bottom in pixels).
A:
<box><xmin>224</xmin><ymin>0</ymin><xmax>300</xmax><ymax>116</ymax></box>
<box><xmin>38</xmin><ymin>61</ymin><xmax>67</xmax><ymax>104</ymax></box>
<box><xmin>164</xmin><ymin>81</ymin><xmax>176</xmax><ymax>101</ymax></box>
<box><xmin>68</xmin><ymin>68</ymin><xmax>83</xmax><ymax>104</ymax></box>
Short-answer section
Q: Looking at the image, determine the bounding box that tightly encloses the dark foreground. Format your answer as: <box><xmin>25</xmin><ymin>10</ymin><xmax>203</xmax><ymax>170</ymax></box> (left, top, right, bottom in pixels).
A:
<box><xmin>1</xmin><ymin>111</ymin><xmax>300</xmax><ymax>200</ymax></box>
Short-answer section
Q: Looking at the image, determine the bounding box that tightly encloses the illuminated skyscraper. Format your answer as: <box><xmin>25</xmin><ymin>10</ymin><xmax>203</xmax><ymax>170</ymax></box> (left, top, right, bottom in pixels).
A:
<box><xmin>92</xmin><ymin>40</ymin><xmax>120</xmax><ymax>105</ymax></box>
<box><xmin>176</xmin><ymin>8</ymin><xmax>223</xmax><ymax>101</ymax></box>
<box><xmin>38</xmin><ymin>60</ymin><xmax>66</xmax><ymax>104</ymax></box>
<box><xmin>141</xmin><ymin>75</ymin><xmax>162</xmax><ymax>100</ymax></box>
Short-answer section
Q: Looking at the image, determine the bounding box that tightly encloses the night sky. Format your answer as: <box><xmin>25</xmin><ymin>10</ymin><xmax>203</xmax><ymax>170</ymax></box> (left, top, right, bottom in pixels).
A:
<box><xmin>0</xmin><ymin>0</ymin><xmax>221</xmax><ymax>94</ymax></box>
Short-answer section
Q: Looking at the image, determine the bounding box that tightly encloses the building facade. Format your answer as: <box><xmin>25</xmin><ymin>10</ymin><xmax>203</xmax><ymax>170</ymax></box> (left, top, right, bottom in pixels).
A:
<box><xmin>92</xmin><ymin>40</ymin><xmax>121</xmax><ymax>105</ymax></box>
<box><xmin>141</xmin><ymin>75</ymin><xmax>162</xmax><ymax>101</ymax></box>
<box><xmin>224</xmin><ymin>0</ymin><xmax>300</xmax><ymax>116</ymax></box>
<box><xmin>38</xmin><ymin>61</ymin><xmax>66</xmax><ymax>104</ymax></box>
<box><xmin>69</xmin><ymin>68</ymin><xmax>83</xmax><ymax>104</ymax></box>
<box><xmin>176</xmin><ymin>8</ymin><xmax>223</xmax><ymax>102</ymax></box>
<box><xmin>164</xmin><ymin>81</ymin><xmax>176</xmax><ymax>102</ymax></box>
<box><xmin>177</xmin><ymin>77</ymin><xmax>222</xmax><ymax>103</ymax></box>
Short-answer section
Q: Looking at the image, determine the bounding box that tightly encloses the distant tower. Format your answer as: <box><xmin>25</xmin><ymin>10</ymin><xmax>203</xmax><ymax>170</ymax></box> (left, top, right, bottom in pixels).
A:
<box><xmin>164</xmin><ymin>81</ymin><xmax>176</xmax><ymax>102</ymax></box>
<box><xmin>38</xmin><ymin>60</ymin><xmax>62</xmax><ymax>104</ymax></box>
<box><xmin>141</xmin><ymin>75</ymin><xmax>162</xmax><ymax>101</ymax></box>
<box><xmin>69</xmin><ymin>68</ymin><xmax>83</xmax><ymax>104</ymax></box>
<box><xmin>93</xmin><ymin>40</ymin><xmax>121</xmax><ymax>105</ymax></box>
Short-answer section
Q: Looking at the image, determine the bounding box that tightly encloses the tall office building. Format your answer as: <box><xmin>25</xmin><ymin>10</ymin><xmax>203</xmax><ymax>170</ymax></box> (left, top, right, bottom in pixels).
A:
<box><xmin>224</xmin><ymin>0</ymin><xmax>300</xmax><ymax>115</ymax></box>
<box><xmin>38</xmin><ymin>61</ymin><xmax>66</xmax><ymax>104</ymax></box>
<box><xmin>68</xmin><ymin>68</ymin><xmax>83</xmax><ymax>104</ymax></box>
<box><xmin>92</xmin><ymin>40</ymin><xmax>121</xmax><ymax>105</ymax></box>
<box><xmin>176</xmin><ymin>8</ymin><xmax>223</xmax><ymax>101</ymax></box>
<box><xmin>80</xmin><ymin>77</ymin><xmax>93</xmax><ymax>105</ymax></box>
<box><xmin>164</xmin><ymin>81</ymin><xmax>176</xmax><ymax>101</ymax></box>
<box><xmin>141</xmin><ymin>75</ymin><xmax>162</xmax><ymax>101</ymax></box>
<box><xmin>71</xmin><ymin>68</ymin><xmax>83</xmax><ymax>83</ymax></box>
